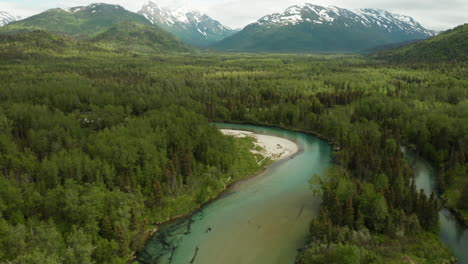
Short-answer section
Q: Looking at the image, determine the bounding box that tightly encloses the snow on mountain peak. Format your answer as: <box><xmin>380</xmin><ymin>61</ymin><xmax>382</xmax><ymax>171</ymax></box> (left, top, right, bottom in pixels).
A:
<box><xmin>254</xmin><ymin>3</ymin><xmax>434</xmax><ymax>36</ymax></box>
<box><xmin>140</xmin><ymin>1</ymin><xmax>201</xmax><ymax>26</ymax></box>
<box><xmin>138</xmin><ymin>1</ymin><xmax>237</xmax><ymax>45</ymax></box>
<box><xmin>0</xmin><ymin>11</ymin><xmax>19</xmax><ymax>26</ymax></box>
<box><xmin>68</xmin><ymin>3</ymin><xmax>124</xmax><ymax>14</ymax></box>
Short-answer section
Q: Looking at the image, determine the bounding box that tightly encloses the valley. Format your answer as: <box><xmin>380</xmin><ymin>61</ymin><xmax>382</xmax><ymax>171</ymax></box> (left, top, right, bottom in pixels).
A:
<box><xmin>0</xmin><ymin>1</ymin><xmax>466</xmax><ymax>264</ymax></box>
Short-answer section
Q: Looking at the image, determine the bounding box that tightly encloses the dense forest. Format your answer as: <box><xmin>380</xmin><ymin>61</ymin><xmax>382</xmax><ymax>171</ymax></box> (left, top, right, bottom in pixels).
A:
<box><xmin>0</xmin><ymin>38</ymin><xmax>263</xmax><ymax>263</ymax></box>
<box><xmin>0</xmin><ymin>32</ymin><xmax>466</xmax><ymax>263</ymax></box>
<box><xmin>376</xmin><ymin>23</ymin><xmax>468</xmax><ymax>62</ymax></box>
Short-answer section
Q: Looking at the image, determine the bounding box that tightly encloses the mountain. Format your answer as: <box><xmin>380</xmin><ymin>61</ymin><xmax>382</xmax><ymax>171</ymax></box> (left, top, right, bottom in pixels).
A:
<box><xmin>138</xmin><ymin>1</ymin><xmax>237</xmax><ymax>46</ymax></box>
<box><xmin>376</xmin><ymin>24</ymin><xmax>468</xmax><ymax>61</ymax></box>
<box><xmin>0</xmin><ymin>11</ymin><xmax>19</xmax><ymax>26</ymax></box>
<box><xmin>0</xmin><ymin>30</ymin><xmax>106</xmax><ymax>60</ymax></box>
<box><xmin>92</xmin><ymin>20</ymin><xmax>190</xmax><ymax>53</ymax></box>
<box><xmin>1</xmin><ymin>3</ymin><xmax>151</xmax><ymax>37</ymax></box>
<box><xmin>214</xmin><ymin>4</ymin><xmax>435</xmax><ymax>52</ymax></box>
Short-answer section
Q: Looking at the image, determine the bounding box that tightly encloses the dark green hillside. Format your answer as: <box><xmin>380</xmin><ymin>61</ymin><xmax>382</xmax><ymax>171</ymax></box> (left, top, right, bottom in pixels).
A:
<box><xmin>1</xmin><ymin>8</ymin><xmax>80</xmax><ymax>34</ymax></box>
<box><xmin>92</xmin><ymin>21</ymin><xmax>190</xmax><ymax>53</ymax></box>
<box><xmin>376</xmin><ymin>24</ymin><xmax>468</xmax><ymax>61</ymax></box>
<box><xmin>213</xmin><ymin>4</ymin><xmax>434</xmax><ymax>53</ymax></box>
<box><xmin>1</xmin><ymin>3</ymin><xmax>151</xmax><ymax>37</ymax></box>
<box><xmin>214</xmin><ymin>23</ymin><xmax>426</xmax><ymax>53</ymax></box>
<box><xmin>0</xmin><ymin>31</ymin><xmax>103</xmax><ymax>59</ymax></box>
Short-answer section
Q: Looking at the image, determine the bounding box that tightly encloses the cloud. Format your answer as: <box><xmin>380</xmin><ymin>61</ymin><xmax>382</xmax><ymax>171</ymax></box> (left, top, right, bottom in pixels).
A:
<box><xmin>0</xmin><ymin>1</ymin><xmax>42</xmax><ymax>17</ymax></box>
<box><xmin>0</xmin><ymin>0</ymin><xmax>466</xmax><ymax>30</ymax></box>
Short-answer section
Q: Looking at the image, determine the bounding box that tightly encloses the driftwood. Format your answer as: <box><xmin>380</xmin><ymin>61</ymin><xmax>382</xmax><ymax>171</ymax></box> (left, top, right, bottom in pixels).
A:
<box><xmin>168</xmin><ymin>246</ymin><xmax>177</xmax><ymax>264</ymax></box>
<box><xmin>297</xmin><ymin>204</ymin><xmax>306</xmax><ymax>218</ymax></box>
<box><xmin>190</xmin><ymin>246</ymin><xmax>199</xmax><ymax>264</ymax></box>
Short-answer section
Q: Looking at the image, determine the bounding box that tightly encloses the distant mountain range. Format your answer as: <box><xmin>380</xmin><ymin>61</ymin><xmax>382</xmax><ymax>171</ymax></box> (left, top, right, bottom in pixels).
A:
<box><xmin>138</xmin><ymin>1</ymin><xmax>238</xmax><ymax>46</ymax></box>
<box><xmin>0</xmin><ymin>2</ymin><xmax>236</xmax><ymax>48</ymax></box>
<box><xmin>0</xmin><ymin>11</ymin><xmax>19</xmax><ymax>26</ymax></box>
<box><xmin>376</xmin><ymin>23</ymin><xmax>468</xmax><ymax>61</ymax></box>
<box><xmin>214</xmin><ymin>4</ymin><xmax>436</xmax><ymax>52</ymax></box>
<box><xmin>0</xmin><ymin>3</ymin><xmax>189</xmax><ymax>54</ymax></box>
<box><xmin>0</xmin><ymin>2</ymin><xmax>446</xmax><ymax>55</ymax></box>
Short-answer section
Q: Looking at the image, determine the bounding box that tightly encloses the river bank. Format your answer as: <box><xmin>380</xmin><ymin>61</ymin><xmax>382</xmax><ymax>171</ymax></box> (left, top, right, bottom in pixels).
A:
<box><xmin>147</xmin><ymin>129</ymin><xmax>300</xmax><ymax>227</ymax></box>
<box><xmin>220</xmin><ymin>129</ymin><xmax>299</xmax><ymax>161</ymax></box>
<box><xmin>133</xmin><ymin>126</ymin><xmax>303</xmax><ymax>263</ymax></box>
<box><xmin>136</xmin><ymin>124</ymin><xmax>332</xmax><ymax>264</ymax></box>
<box><xmin>411</xmin><ymin>152</ymin><xmax>468</xmax><ymax>264</ymax></box>
<box><xmin>440</xmin><ymin>196</ymin><xmax>468</xmax><ymax>227</ymax></box>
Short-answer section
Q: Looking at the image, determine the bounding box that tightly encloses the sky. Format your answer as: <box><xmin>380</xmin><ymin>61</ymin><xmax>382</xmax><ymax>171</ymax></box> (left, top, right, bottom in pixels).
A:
<box><xmin>0</xmin><ymin>0</ymin><xmax>466</xmax><ymax>30</ymax></box>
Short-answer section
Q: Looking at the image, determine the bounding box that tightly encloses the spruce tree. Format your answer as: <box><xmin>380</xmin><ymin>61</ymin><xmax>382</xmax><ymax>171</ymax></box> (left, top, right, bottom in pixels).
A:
<box><xmin>458</xmin><ymin>184</ymin><xmax>468</xmax><ymax>210</ymax></box>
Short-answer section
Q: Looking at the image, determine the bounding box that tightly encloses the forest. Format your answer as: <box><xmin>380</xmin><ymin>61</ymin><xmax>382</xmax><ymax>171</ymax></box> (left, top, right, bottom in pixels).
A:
<box><xmin>0</xmin><ymin>33</ymin><xmax>467</xmax><ymax>263</ymax></box>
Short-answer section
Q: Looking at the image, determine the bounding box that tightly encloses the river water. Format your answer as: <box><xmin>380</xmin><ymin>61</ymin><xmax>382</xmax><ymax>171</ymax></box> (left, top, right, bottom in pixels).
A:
<box><xmin>137</xmin><ymin>124</ymin><xmax>332</xmax><ymax>264</ymax></box>
<box><xmin>411</xmin><ymin>154</ymin><xmax>468</xmax><ymax>263</ymax></box>
<box><xmin>137</xmin><ymin>124</ymin><xmax>468</xmax><ymax>264</ymax></box>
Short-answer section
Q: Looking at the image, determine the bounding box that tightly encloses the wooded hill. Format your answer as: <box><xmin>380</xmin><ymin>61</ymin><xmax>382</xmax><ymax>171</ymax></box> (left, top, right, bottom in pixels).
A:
<box><xmin>0</xmin><ymin>4</ymin><xmax>190</xmax><ymax>54</ymax></box>
<box><xmin>376</xmin><ymin>24</ymin><xmax>468</xmax><ymax>61</ymax></box>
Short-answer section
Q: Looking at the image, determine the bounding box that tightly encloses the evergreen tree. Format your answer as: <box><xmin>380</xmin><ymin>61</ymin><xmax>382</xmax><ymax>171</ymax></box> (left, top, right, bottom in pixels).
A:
<box><xmin>459</xmin><ymin>184</ymin><xmax>468</xmax><ymax>210</ymax></box>
<box><xmin>99</xmin><ymin>216</ymin><xmax>114</xmax><ymax>240</ymax></box>
<box><xmin>343</xmin><ymin>198</ymin><xmax>355</xmax><ymax>228</ymax></box>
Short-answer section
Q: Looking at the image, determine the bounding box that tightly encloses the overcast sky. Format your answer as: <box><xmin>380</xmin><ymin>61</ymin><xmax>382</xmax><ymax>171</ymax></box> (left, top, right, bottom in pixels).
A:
<box><xmin>1</xmin><ymin>0</ymin><xmax>466</xmax><ymax>30</ymax></box>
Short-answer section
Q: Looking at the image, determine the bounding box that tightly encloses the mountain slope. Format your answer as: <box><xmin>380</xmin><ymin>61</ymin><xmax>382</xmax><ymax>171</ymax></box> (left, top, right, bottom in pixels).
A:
<box><xmin>0</xmin><ymin>11</ymin><xmax>19</xmax><ymax>26</ymax></box>
<box><xmin>138</xmin><ymin>1</ymin><xmax>237</xmax><ymax>46</ymax></box>
<box><xmin>214</xmin><ymin>4</ymin><xmax>435</xmax><ymax>52</ymax></box>
<box><xmin>376</xmin><ymin>24</ymin><xmax>468</xmax><ymax>61</ymax></box>
<box><xmin>92</xmin><ymin>20</ymin><xmax>190</xmax><ymax>53</ymax></box>
<box><xmin>1</xmin><ymin>3</ymin><xmax>151</xmax><ymax>37</ymax></box>
<box><xmin>0</xmin><ymin>30</ymin><xmax>105</xmax><ymax>59</ymax></box>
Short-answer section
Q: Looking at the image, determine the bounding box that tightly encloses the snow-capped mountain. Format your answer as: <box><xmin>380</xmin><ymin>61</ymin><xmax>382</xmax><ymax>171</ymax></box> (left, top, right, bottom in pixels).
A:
<box><xmin>0</xmin><ymin>11</ymin><xmax>20</xmax><ymax>26</ymax></box>
<box><xmin>256</xmin><ymin>4</ymin><xmax>435</xmax><ymax>36</ymax></box>
<box><xmin>214</xmin><ymin>3</ymin><xmax>435</xmax><ymax>52</ymax></box>
<box><xmin>138</xmin><ymin>1</ymin><xmax>237</xmax><ymax>46</ymax></box>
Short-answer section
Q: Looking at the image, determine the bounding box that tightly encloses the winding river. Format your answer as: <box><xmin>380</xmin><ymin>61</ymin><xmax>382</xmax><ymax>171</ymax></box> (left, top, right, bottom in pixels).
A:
<box><xmin>137</xmin><ymin>124</ymin><xmax>468</xmax><ymax>264</ymax></box>
<box><xmin>137</xmin><ymin>124</ymin><xmax>332</xmax><ymax>264</ymax></box>
<box><xmin>411</xmin><ymin>153</ymin><xmax>468</xmax><ymax>264</ymax></box>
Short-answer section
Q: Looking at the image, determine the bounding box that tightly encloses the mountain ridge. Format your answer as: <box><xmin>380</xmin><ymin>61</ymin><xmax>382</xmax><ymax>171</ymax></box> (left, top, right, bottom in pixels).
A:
<box><xmin>214</xmin><ymin>3</ymin><xmax>435</xmax><ymax>52</ymax></box>
<box><xmin>0</xmin><ymin>3</ymin><xmax>190</xmax><ymax>54</ymax></box>
<box><xmin>138</xmin><ymin>1</ymin><xmax>238</xmax><ymax>46</ymax></box>
<box><xmin>1</xmin><ymin>3</ymin><xmax>151</xmax><ymax>37</ymax></box>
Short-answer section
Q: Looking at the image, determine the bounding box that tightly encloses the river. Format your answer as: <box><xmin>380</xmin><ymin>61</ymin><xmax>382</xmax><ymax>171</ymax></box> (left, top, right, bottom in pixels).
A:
<box><xmin>137</xmin><ymin>124</ymin><xmax>468</xmax><ymax>264</ymax></box>
<box><xmin>137</xmin><ymin>124</ymin><xmax>332</xmax><ymax>264</ymax></box>
<box><xmin>411</xmin><ymin>153</ymin><xmax>468</xmax><ymax>263</ymax></box>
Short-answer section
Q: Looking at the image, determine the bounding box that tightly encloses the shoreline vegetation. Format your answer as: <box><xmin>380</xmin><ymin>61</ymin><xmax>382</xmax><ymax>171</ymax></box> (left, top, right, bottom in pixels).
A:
<box><xmin>0</xmin><ymin>36</ymin><xmax>465</xmax><ymax>264</ymax></box>
<box><xmin>440</xmin><ymin>196</ymin><xmax>468</xmax><ymax>227</ymax></box>
<box><xmin>131</xmin><ymin>128</ymin><xmax>300</xmax><ymax>261</ymax></box>
<box><xmin>219</xmin><ymin>129</ymin><xmax>299</xmax><ymax>162</ymax></box>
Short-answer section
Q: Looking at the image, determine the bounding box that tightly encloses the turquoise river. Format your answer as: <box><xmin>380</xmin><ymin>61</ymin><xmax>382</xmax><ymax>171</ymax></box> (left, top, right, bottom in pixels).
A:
<box><xmin>138</xmin><ymin>124</ymin><xmax>468</xmax><ymax>264</ymax></box>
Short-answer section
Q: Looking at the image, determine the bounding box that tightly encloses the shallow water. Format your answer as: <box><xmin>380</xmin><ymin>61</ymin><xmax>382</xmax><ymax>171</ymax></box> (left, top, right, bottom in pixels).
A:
<box><xmin>137</xmin><ymin>125</ymin><xmax>468</xmax><ymax>264</ymax></box>
<box><xmin>137</xmin><ymin>124</ymin><xmax>332</xmax><ymax>264</ymax></box>
<box><xmin>411</xmin><ymin>154</ymin><xmax>468</xmax><ymax>263</ymax></box>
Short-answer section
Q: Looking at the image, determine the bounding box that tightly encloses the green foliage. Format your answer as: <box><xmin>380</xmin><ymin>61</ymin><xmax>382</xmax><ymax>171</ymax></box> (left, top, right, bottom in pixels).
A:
<box><xmin>214</xmin><ymin>16</ymin><xmax>433</xmax><ymax>53</ymax></box>
<box><xmin>91</xmin><ymin>21</ymin><xmax>190</xmax><ymax>54</ymax></box>
<box><xmin>0</xmin><ymin>40</ymin><xmax>465</xmax><ymax>263</ymax></box>
<box><xmin>376</xmin><ymin>24</ymin><xmax>468</xmax><ymax>61</ymax></box>
<box><xmin>1</xmin><ymin>4</ymin><xmax>150</xmax><ymax>37</ymax></box>
<box><xmin>0</xmin><ymin>50</ymin><xmax>264</xmax><ymax>262</ymax></box>
<box><xmin>459</xmin><ymin>184</ymin><xmax>468</xmax><ymax>210</ymax></box>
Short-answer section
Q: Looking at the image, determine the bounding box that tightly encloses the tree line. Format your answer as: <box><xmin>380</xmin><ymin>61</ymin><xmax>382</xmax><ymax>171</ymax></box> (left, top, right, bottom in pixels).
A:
<box><xmin>0</xmin><ymin>37</ymin><xmax>466</xmax><ymax>263</ymax></box>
